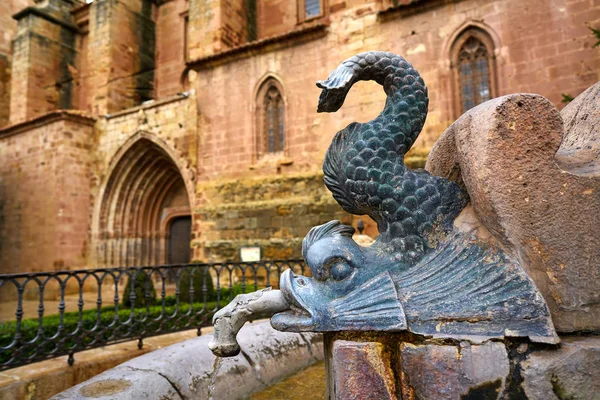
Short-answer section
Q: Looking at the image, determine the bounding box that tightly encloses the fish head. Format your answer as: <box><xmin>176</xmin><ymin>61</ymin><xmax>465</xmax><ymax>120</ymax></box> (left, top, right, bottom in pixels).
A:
<box><xmin>271</xmin><ymin>221</ymin><xmax>407</xmax><ymax>332</ymax></box>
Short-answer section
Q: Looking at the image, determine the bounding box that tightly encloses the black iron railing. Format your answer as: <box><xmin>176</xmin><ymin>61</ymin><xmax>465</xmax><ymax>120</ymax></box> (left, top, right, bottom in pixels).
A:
<box><xmin>0</xmin><ymin>260</ymin><xmax>307</xmax><ymax>371</ymax></box>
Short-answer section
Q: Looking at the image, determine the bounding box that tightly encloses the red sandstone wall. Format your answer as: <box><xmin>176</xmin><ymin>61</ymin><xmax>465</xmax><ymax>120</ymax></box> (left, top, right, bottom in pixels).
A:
<box><xmin>109</xmin><ymin>0</ymin><xmax>156</xmax><ymax>108</ymax></box>
<box><xmin>187</xmin><ymin>0</ymin><xmax>599</xmax><ymax>260</ymax></box>
<box><xmin>1</xmin><ymin>0</ymin><xmax>598</xmax><ymax>267</ymax></box>
<box><xmin>0</xmin><ymin>114</ymin><xmax>95</xmax><ymax>273</ymax></box>
<box><xmin>0</xmin><ymin>0</ymin><xmax>42</xmax><ymax>127</ymax></box>
<box><xmin>72</xmin><ymin>4</ymin><xmax>92</xmax><ymax>114</ymax></box>
<box><xmin>155</xmin><ymin>0</ymin><xmax>188</xmax><ymax>98</ymax></box>
<box><xmin>87</xmin><ymin>0</ymin><xmax>156</xmax><ymax>114</ymax></box>
<box><xmin>258</xmin><ymin>0</ymin><xmax>302</xmax><ymax>39</ymax></box>
<box><xmin>14</xmin><ymin>18</ymin><xmax>74</xmax><ymax>122</ymax></box>
<box><xmin>193</xmin><ymin>0</ymin><xmax>600</xmax><ymax>181</ymax></box>
<box><xmin>187</xmin><ymin>0</ymin><xmax>223</xmax><ymax>60</ymax></box>
<box><xmin>221</xmin><ymin>0</ymin><xmax>249</xmax><ymax>47</ymax></box>
<box><xmin>0</xmin><ymin>0</ymin><xmax>32</xmax><ymax>127</ymax></box>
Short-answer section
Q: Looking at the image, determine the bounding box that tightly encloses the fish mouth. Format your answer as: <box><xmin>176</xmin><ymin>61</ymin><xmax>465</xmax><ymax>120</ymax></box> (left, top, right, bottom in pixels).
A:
<box><xmin>271</xmin><ymin>269</ymin><xmax>315</xmax><ymax>331</ymax></box>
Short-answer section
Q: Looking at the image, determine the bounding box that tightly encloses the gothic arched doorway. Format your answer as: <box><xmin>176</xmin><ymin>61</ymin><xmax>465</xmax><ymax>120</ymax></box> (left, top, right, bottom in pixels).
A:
<box><xmin>97</xmin><ymin>138</ymin><xmax>192</xmax><ymax>267</ymax></box>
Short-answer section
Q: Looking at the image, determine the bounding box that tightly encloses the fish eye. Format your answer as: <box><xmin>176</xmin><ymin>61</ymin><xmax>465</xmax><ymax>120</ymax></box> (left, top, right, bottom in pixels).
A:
<box><xmin>330</xmin><ymin>261</ymin><xmax>352</xmax><ymax>281</ymax></box>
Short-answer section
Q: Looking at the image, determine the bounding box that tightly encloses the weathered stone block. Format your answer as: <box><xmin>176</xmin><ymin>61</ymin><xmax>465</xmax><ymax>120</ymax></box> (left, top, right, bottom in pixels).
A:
<box><xmin>427</xmin><ymin>93</ymin><xmax>600</xmax><ymax>332</ymax></box>
<box><xmin>331</xmin><ymin>340</ymin><xmax>397</xmax><ymax>400</ymax></box>
<box><xmin>521</xmin><ymin>337</ymin><xmax>600</xmax><ymax>400</ymax></box>
<box><xmin>556</xmin><ymin>81</ymin><xmax>600</xmax><ymax>177</ymax></box>
<box><xmin>399</xmin><ymin>342</ymin><xmax>510</xmax><ymax>400</ymax></box>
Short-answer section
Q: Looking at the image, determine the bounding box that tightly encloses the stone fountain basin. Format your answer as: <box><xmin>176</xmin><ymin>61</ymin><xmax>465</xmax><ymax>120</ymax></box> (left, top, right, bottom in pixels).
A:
<box><xmin>50</xmin><ymin>321</ymin><xmax>323</xmax><ymax>400</ymax></box>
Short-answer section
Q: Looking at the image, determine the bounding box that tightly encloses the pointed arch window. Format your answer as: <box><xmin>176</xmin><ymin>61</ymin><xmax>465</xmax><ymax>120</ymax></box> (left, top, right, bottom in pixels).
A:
<box><xmin>257</xmin><ymin>79</ymin><xmax>285</xmax><ymax>156</ymax></box>
<box><xmin>451</xmin><ymin>28</ymin><xmax>497</xmax><ymax>116</ymax></box>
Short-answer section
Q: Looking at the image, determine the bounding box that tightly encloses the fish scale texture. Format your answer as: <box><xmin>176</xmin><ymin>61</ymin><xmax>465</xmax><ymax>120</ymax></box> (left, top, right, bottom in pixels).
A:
<box><xmin>322</xmin><ymin>52</ymin><xmax>466</xmax><ymax>261</ymax></box>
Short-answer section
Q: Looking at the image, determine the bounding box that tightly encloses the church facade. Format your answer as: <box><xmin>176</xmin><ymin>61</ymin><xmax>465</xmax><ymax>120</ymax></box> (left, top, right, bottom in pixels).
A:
<box><xmin>0</xmin><ymin>0</ymin><xmax>598</xmax><ymax>273</ymax></box>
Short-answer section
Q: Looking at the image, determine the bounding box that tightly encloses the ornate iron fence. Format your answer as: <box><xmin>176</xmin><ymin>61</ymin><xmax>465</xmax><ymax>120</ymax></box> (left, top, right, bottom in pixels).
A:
<box><xmin>0</xmin><ymin>260</ymin><xmax>307</xmax><ymax>371</ymax></box>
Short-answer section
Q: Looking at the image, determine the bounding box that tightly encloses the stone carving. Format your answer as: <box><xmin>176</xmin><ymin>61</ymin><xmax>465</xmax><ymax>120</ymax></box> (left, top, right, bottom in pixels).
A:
<box><xmin>209</xmin><ymin>51</ymin><xmax>560</xmax><ymax>357</ymax></box>
<box><xmin>427</xmin><ymin>84</ymin><xmax>600</xmax><ymax>332</ymax></box>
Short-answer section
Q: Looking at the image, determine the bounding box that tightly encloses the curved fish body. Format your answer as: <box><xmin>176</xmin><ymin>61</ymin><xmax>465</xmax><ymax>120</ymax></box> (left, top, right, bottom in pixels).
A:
<box><xmin>319</xmin><ymin>51</ymin><xmax>467</xmax><ymax>262</ymax></box>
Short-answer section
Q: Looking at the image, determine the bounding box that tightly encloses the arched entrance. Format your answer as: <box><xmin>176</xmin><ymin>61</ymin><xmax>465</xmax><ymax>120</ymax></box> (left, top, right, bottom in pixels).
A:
<box><xmin>97</xmin><ymin>137</ymin><xmax>192</xmax><ymax>267</ymax></box>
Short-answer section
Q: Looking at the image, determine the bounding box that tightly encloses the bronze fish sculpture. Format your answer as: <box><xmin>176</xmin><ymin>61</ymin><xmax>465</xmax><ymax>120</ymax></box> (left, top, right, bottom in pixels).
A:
<box><xmin>209</xmin><ymin>51</ymin><xmax>558</xmax><ymax>358</ymax></box>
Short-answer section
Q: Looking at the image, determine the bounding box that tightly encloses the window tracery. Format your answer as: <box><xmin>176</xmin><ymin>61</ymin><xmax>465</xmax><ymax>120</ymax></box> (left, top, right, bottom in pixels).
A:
<box><xmin>450</xmin><ymin>28</ymin><xmax>497</xmax><ymax>116</ymax></box>
<box><xmin>256</xmin><ymin>78</ymin><xmax>286</xmax><ymax>157</ymax></box>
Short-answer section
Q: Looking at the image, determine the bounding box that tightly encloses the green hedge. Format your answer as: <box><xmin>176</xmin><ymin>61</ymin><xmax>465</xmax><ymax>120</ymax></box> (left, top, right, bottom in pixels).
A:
<box><xmin>177</xmin><ymin>267</ymin><xmax>215</xmax><ymax>303</ymax></box>
<box><xmin>161</xmin><ymin>283</ymin><xmax>263</xmax><ymax>306</ymax></box>
<box><xmin>0</xmin><ymin>300</ymin><xmax>217</xmax><ymax>365</ymax></box>
<box><xmin>122</xmin><ymin>272</ymin><xmax>157</xmax><ymax>308</ymax></box>
<box><xmin>121</xmin><ymin>268</ymin><xmax>256</xmax><ymax>307</ymax></box>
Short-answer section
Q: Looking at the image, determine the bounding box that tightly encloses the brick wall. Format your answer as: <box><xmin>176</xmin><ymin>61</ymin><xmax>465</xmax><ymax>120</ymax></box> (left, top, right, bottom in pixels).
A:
<box><xmin>0</xmin><ymin>113</ymin><xmax>95</xmax><ymax>274</ymax></box>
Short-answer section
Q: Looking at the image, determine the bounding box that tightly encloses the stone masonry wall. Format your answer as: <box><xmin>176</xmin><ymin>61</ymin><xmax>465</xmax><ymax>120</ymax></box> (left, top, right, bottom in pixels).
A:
<box><xmin>324</xmin><ymin>332</ymin><xmax>600</xmax><ymax>400</ymax></box>
<box><xmin>221</xmin><ymin>0</ymin><xmax>249</xmax><ymax>48</ymax></box>
<box><xmin>9</xmin><ymin>6</ymin><xmax>78</xmax><ymax>124</ymax></box>
<box><xmin>155</xmin><ymin>0</ymin><xmax>188</xmax><ymax>99</ymax></box>
<box><xmin>192</xmin><ymin>0</ymin><xmax>600</xmax><ymax>177</ymax></box>
<box><xmin>194</xmin><ymin>172</ymin><xmax>352</xmax><ymax>262</ymax></box>
<box><xmin>257</xmin><ymin>0</ymin><xmax>299</xmax><ymax>39</ymax></box>
<box><xmin>1</xmin><ymin>0</ymin><xmax>598</xmax><ymax>270</ymax></box>
<box><xmin>187</xmin><ymin>0</ymin><xmax>223</xmax><ymax>61</ymax></box>
<box><xmin>86</xmin><ymin>0</ymin><xmax>156</xmax><ymax>115</ymax></box>
<box><xmin>0</xmin><ymin>0</ymin><xmax>32</xmax><ymax>128</ymax></box>
<box><xmin>0</xmin><ymin>113</ymin><xmax>95</xmax><ymax>275</ymax></box>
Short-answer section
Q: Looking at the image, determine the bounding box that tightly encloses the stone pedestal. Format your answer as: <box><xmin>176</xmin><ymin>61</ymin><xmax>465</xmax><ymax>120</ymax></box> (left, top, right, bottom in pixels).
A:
<box><xmin>324</xmin><ymin>332</ymin><xmax>600</xmax><ymax>400</ymax></box>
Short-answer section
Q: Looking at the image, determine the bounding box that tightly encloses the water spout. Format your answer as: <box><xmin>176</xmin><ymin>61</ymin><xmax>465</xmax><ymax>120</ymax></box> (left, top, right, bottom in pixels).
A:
<box><xmin>207</xmin><ymin>356</ymin><xmax>223</xmax><ymax>400</ymax></box>
<box><xmin>208</xmin><ymin>288</ymin><xmax>289</xmax><ymax>357</ymax></box>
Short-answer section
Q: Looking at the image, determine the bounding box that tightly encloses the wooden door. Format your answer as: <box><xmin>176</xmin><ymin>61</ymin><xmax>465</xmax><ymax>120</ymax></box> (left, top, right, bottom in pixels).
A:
<box><xmin>168</xmin><ymin>216</ymin><xmax>191</xmax><ymax>264</ymax></box>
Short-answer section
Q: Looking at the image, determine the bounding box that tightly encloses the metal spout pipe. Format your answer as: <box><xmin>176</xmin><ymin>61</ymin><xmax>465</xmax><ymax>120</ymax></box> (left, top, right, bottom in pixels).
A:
<box><xmin>208</xmin><ymin>288</ymin><xmax>290</xmax><ymax>357</ymax></box>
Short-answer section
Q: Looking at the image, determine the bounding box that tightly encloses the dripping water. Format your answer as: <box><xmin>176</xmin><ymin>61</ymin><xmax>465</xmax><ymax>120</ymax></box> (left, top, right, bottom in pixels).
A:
<box><xmin>208</xmin><ymin>356</ymin><xmax>223</xmax><ymax>400</ymax></box>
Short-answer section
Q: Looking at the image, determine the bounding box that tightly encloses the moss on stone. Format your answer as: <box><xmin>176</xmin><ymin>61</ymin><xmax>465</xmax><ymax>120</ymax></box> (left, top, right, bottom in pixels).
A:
<box><xmin>461</xmin><ymin>379</ymin><xmax>502</xmax><ymax>400</ymax></box>
<box><xmin>550</xmin><ymin>374</ymin><xmax>576</xmax><ymax>400</ymax></box>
